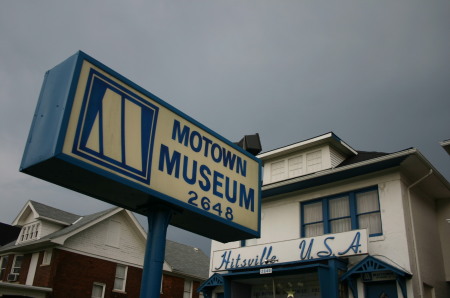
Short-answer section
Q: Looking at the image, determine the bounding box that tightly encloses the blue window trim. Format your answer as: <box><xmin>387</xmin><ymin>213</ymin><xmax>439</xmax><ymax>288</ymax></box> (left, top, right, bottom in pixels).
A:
<box><xmin>300</xmin><ymin>186</ymin><xmax>382</xmax><ymax>238</ymax></box>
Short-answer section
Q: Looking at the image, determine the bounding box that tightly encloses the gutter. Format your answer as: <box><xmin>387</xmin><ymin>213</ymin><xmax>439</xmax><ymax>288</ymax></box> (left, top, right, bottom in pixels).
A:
<box><xmin>0</xmin><ymin>281</ymin><xmax>52</xmax><ymax>293</ymax></box>
<box><xmin>407</xmin><ymin>169</ymin><xmax>433</xmax><ymax>298</ymax></box>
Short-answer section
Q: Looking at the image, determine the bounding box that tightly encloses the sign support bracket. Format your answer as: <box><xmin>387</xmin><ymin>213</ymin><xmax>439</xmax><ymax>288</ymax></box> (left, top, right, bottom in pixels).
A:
<box><xmin>140</xmin><ymin>204</ymin><xmax>173</xmax><ymax>298</ymax></box>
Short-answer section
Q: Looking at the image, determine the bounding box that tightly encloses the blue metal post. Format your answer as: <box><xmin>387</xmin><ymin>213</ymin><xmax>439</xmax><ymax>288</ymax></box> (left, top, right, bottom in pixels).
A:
<box><xmin>140</xmin><ymin>204</ymin><xmax>173</xmax><ymax>298</ymax></box>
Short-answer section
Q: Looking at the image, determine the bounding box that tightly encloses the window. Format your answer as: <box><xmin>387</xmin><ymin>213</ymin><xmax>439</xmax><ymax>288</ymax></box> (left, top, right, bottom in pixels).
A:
<box><xmin>106</xmin><ymin>220</ymin><xmax>121</xmax><ymax>247</ymax></box>
<box><xmin>92</xmin><ymin>283</ymin><xmax>105</xmax><ymax>298</ymax></box>
<box><xmin>113</xmin><ymin>264</ymin><xmax>127</xmax><ymax>291</ymax></box>
<box><xmin>17</xmin><ymin>222</ymin><xmax>40</xmax><ymax>243</ymax></box>
<box><xmin>11</xmin><ymin>255</ymin><xmax>23</xmax><ymax>274</ymax></box>
<box><xmin>301</xmin><ymin>187</ymin><xmax>382</xmax><ymax>237</ymax></box>
<box><xmin>270</xmin><ymin>160</ymin><xmax>286</xmax><ymax>182</ymax></box>
<box><xmin>42</xmin><ymin>249</ymin><xmax>52</xmax><ymax>265</ymax></box>
<box><xmin>183</xmin><ymin>279</ymin><xmax>193</xmax><ymax>298</ymax></box>
<box><xmin>269</xmin><ymin>150</ymin><xmax>323</xmax><ymax>183</ymax></box>
<box><xmin>0</xmin><ymin>256</ymin><xmax>9</xmax><ymax>279</ymax></box>
<box><xmin>306</xmin><ymin>150</ymin><xmax>322</xmax><ymax>173</ymax></box>
<box><xmin>288</xmin><ymin>156</ymin><xmax>303</xmax><ymax>177</ymax></box>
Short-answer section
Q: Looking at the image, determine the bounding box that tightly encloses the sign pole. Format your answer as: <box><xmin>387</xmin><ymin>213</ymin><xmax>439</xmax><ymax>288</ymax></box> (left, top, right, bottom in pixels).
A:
<box><xmin>140</xmin><ymin>204</ymin><xmax>173</xmax><ymax>298</ymax></box>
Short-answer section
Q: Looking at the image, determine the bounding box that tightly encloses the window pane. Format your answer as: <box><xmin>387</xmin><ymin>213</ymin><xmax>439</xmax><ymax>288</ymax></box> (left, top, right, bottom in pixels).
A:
<box><xmin>288</xmin><ymin>156</ymin><xmax>303</xmax><ymax>177</ymax></box>
<box><xmin>303</xmin><ymin>201</ymin><xmax>322</xmax><ymax>223</ymax></box>
<box><xmin>12</xmin><ymin>256</ymin><xmax>23</xmax><ymax>274</ymax></box>
<box><xmin>329</xmin><ymin>196</ymin><xmax>349</xmax><ymax>219</ymax></box>
<box><xmin>330</xmin><ymin>218</ymin><xmax>351</xmax><ymax>233</ymax></box>
<box><xmin>43</xmin><ymin>249</ymin><xmax>52</xmax><ymax>265</ymax></box>
<box><xmin>92</xmin><ymin>284</ymin><xmax>104</xmax><ymax>298</ymax></box>
<box><xmin>306</xmin><ymin>150</ymin><xmax>322</xmax><ymax>173</ymax></box>
<box><xmin>114</xmin><ymin>265</ymin><xmax>126</xmax><ymax>290</ymax></box>
<box><xmin>114</xmin><ymin>279</ymin><xmax>124</xmax><ymax>291</ymax></box>
<box><xmin>106</xmin><ymin>220</ymin><xmax>121</xmax><ymax>247</ymax></box>
<box><xmin>116</xmin><ymin>265</ymin><xmax>126</xmax><ymax>278</ymax></box>
<box><xmin>184</xmin><ymin>280</ymin><xmax>192</xmax><ymax>298</ymax></box>
<box><xmin>356</xmin><ymin>190</ymin><xmax>379</xmax><ymax>213</ymax></box>
<box><xmin>305</xmin><ymin>223</ymin><xmax>324</xmax><ymax>237</ymax></box>
<box><xmin>358</xmin><ymin>213</ymin><xmax>382</xmax><ymax>235</ymax></box>
<box><xmin>271</xmin><ymin>160</ymin><xmax>285</xmax><ymax>182</ymax></box>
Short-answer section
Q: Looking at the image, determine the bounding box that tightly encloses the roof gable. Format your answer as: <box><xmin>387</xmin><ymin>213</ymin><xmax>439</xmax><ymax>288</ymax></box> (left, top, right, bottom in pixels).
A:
<box><xmin>2</xmin><ymin>203</ymin><xmax>146</xmax><ymax>254</ymax></box>
<box><xmin>12</xmin><ymin>200</ymin><xmax>80</xmax><ymax>227</ymax></box>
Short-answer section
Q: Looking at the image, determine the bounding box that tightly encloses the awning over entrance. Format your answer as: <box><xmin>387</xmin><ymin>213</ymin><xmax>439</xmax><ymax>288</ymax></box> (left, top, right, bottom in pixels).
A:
<box><xmin>341</xmin><ymin>256</ymin><xmax>412</xmax><ymax>298</ymax></box>
<box><xmin>198</xmin><ymin>273</ymin><xmax>224</xmax><ymax>298</ymax></box>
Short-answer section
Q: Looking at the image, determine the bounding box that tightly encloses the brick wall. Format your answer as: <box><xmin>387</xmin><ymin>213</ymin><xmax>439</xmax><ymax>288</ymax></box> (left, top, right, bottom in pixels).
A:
<box><xmin>1</xmin><ymin>249</ymin><xmax>203</xmax><ymax>298</ymax></box>
<box><xmin>192</xmin><ymin>280</ymin><xmax>201</xmax><ymax>298</ymax></box>
<box><xmin>161</xmin><ymin>275</ymin><xmax>203</xmax><ymax>298</ymax></box>
<box><xmin>161</xmin><ymin>274</ymin><xmax>184</xmax><ymax>298</ymax></box>
<box><xmin>33</xmin><ymin>251</ymin><xmax>55</xmax><ymax>287</ymax></box>
<box><xmin>50</xmin><ymin>249</ymin><xmax>142</xmax><ymax>298</ymax></box>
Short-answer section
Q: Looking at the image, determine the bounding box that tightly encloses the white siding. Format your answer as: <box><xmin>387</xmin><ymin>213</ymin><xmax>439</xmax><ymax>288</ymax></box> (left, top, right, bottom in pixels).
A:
<box><xmin>41</xmin><ymin>221</ymin><xmax>65</xmax><ymax>238</ymax></box>
<box><xmin>330</xmin><ymin>147</ymin><xmax>346</xmax><ymax>168</ymax></box>
<box><xmin>64</xmin><ymin>212</ymin><xmax>145</xmax><ymax>266</ymax></box>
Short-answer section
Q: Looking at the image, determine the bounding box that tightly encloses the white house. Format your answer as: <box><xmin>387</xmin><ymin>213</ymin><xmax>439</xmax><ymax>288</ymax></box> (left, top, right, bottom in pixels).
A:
<box><xmin>200</xmin><ymin>132</ymin><xmax>450</xmax><ymax>298</ymax></box>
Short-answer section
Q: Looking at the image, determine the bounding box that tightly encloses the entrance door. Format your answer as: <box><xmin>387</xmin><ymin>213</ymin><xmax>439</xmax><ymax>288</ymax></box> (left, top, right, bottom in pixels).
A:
<box><xmin>365</xmin><ymin>281</ymin><xmax>398</xmax><ymax>298</ymax></box>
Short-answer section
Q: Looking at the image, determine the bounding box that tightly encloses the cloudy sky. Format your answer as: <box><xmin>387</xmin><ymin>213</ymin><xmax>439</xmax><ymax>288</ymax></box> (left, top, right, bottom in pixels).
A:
<box><xmin>1</xmin><ymin>1</ymin><xmax>449</xmax><ymax>255</ymax></box>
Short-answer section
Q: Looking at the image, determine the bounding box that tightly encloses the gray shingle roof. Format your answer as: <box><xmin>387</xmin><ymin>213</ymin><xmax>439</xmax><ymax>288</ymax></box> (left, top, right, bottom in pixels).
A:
<box><xmin>30</xmin><ymin>200</ymin><xmax>81</xmax><ymax>224</ymax></box>
<box><xmin>337</xmin><ymin>150</ymin><xmax>391</xmax><ymax>167</ymax></box>
<box><xmin>41</xmin><ymin>207</ymin><xmax>117</xmax><ymax>240</ymax></box>
<box><xmin>165</xmin><ymin>240</ymin><xmax>209</xmax><ymax>280</ymax></box>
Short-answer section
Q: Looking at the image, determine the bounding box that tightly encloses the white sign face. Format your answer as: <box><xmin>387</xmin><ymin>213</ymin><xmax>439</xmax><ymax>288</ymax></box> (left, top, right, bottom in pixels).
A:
<box><xmin>212</xmin><ymin>230</ymin><xmax>368</xmax><ymax>272</ymax></box>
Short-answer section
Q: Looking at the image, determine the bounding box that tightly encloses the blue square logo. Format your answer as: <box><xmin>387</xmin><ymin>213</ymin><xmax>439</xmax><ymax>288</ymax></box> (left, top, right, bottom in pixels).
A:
<box><xmin>72</xmin><ymin>69</ymin><xmax>159</xmax><ymax>184</ymax></box>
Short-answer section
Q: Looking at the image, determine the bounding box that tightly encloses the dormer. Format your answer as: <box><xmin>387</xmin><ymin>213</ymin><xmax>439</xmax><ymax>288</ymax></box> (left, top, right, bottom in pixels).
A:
<box><xmin>258</xmin><ymin>133</ymin><xmax>357</xmax><ymax>185</ymax></box>
<box><xmin>12</xmin><ymin>200</ymin><xmax>81</xmax><ymax>245</ymax></box>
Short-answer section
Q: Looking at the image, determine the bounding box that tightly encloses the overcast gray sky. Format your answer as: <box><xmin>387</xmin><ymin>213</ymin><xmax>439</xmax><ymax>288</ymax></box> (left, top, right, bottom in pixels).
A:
<box><xmin>1</xmin><ymin>1</ymin><xmax>449</xmax><ymax>255</ymax></box>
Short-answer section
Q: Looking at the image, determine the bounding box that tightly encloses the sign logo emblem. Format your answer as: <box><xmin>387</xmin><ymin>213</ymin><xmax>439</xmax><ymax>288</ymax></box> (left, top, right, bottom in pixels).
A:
<box><xmin>73</xmin><ymin>69</ymin><xmax>159</xmax><ymax>184</ymax></box>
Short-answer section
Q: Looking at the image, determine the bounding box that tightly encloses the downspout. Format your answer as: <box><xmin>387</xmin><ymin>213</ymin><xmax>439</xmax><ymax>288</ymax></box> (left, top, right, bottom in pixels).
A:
<box><xmin>407</xmin><ymin>169</ymin><xmax>433</xmax><ymax>298</ymax></box>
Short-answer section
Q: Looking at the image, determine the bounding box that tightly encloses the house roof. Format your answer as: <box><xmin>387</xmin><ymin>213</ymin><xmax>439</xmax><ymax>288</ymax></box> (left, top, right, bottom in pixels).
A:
<box><xmin>165</xmin><ymin>240</ymin><xmax>210</xmax><ymax>280</ymax></box>
<box><xmin>441</xmin><ymin>139</ymin><xmax>450</xmax><ymax>155</ymax></box>
<box><xmin>42</xmin><ymin>207</ymin><xmax>118</xmax><ymax>242</ymax></box>
<box><xmin>29</xmin><ymin>200</ymin><xmax>81</xmax><ymax>225</ymax></box>
<box><xmin>337</xmin><ymin>150</ymin><xmax>392</xmax><ymax>167</ymax></box>
<box><xmin>12</xmin><ymin>200</ymin><xmax>81</xmax><ymax>227</ymax></box>
<box><xmin>258</xmin><ymin>132</ymin><xmax>358</xmax><ymax>160</ymax></box>
<box><xmin>1</xmin><ymin>201</ymin><xmax>209</xmax><ymax>280</ymax></box>
<box><xmin>0</xmin><ymin>205</ymin><xmax>124</xmax><ymax>252</ymax></box>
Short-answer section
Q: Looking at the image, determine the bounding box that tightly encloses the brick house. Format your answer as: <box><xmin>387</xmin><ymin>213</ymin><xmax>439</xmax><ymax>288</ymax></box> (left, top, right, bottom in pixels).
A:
<box><xmin>0</xmin><ymin>200</ymin><xmax>209</xmax><ymax>298</ymax></box>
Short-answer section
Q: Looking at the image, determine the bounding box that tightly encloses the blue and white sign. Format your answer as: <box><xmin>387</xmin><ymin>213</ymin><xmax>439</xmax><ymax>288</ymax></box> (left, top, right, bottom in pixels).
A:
<box><xmin>212</xmin><ymin>230</ymin><xmax>368</xmax><ymax>272</ymax></box>
<box><xmin>20</xmin><ymin>51</ymin><xmax>261</xmax><ymax>242</ymax></box>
